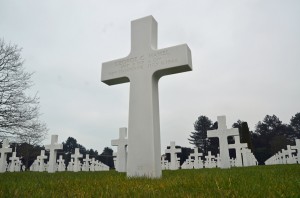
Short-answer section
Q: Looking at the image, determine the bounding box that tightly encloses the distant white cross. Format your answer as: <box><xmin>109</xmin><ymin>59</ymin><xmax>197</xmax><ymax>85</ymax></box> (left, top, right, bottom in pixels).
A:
<box><xmin>216</xmin><ymin>154</ymin><xmax>221</xmax><ymax>168</ymax></box>
<box><xmin>165</xmin><ymin>141</ymin><xmax>181</xmax><ymax>170</ymax></box>
<box><xmin>161</xmin><ymin>155</ymin><xmax>169</xmax><ymax>170</ymax></box>
<box><xmin>101</xmin><ymin>16</ymin><xmax>192</xmax><ymax>178</ymax></box>
<box><xmin>186</xmin><ymin>156</ymin><xmax>194</xmax><ymax>169</ymax></box>
<box><xmin>90</xmin><ymin>158</ymin><xmax>96</xmax><ymax>171</ymax></box>
<box><xmin>190</xmin><ymin>147</ymin><xmax>203</xmax><ymax>169</ymax></box>
<box><xmin>291</xmin><ymin>139</ymin><xmax>300</xmax><ymax>163</ymax></box>
<box><xmin>230</xmin><ymin>158</ymin><xmax>236</xmax><ymax>167</ymax></box>
<box><xmin>9</xmin><ymin>151</ymin><xmax>19</xmax><ymax>172</ymax></box>
<box><xmin>111</xmin><ymin>127</ymin><xmax>128</xmax><ymax>172</ymax></box>
<box><xmin>71</xmin><ymin>148</ymin><xmax>83</xmax><ymax>172</ymax></box>
<box><xmin>0</xmin><ymin>139</ymin><xmax>12</xmax><ymax>173</ymax></box>
<box><xmin>37</xmin><ymin>150</ymin><xmax>48</xmax><ymax>172</ymax></box>
<box><xmin>205</xmin><ymin>151</ymin><xmax>215</xmax><ymax>168</ymax></box>
<box><xmin>67</xmin><ymin>159</ymin><xmax>74</xmax><ymax>171</ymax></box>
<box><xmin>82</xmin><ymin>154</ymin><xmax>91</xmax><ymax>171</ymax></box>
<box><xmin>207</xmin><ymin>116</ymin><xmax>239</xmax><ymax>168</ymax></box>
<box><xmin>57</xmin><ymin>155</ymin><xmax>65</xmax><ymax>172</ymax></box>
<box><xmin>228</xmin><ymin>135</ymin><xmax>248</xmax><ymax>167</ymax></box>
<box><xmin>286</xmin><ymin>145</ymin><xmax>296</xmax><ymax>164</ymax></box>
<box><xmin>45</xmin><ymin>135</ymin><xmax>63</xmax><ymax>173</ymax></box>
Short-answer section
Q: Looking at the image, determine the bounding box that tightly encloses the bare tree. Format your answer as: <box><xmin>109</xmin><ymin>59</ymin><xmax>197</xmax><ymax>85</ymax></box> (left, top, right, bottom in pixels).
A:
<box><xmin>0</xmin><ymin>38</ymin><xmax>47</xmax><ymax>144</ymax></box>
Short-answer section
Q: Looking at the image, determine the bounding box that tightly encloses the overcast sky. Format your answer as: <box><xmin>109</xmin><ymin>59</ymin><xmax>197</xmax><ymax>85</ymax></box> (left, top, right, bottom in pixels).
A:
<box><xmin>1</xmin><ymin>0</ymin><xmax>299</xmax><ymax>153</ymax></box>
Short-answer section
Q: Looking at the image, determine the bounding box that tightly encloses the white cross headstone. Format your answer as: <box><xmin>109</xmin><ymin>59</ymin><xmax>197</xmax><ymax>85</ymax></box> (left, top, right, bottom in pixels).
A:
<box><xmin>205</xmin><ymin>151</ymin><xmax>216</xmax><ymax>168</ymax></box>
<box><xmin>161</xmin><ymin>155</ymin><xmax>169</xmax><ymax>170</ymax></box>
<box><xmin>90</xmin><ymin>158</ymin><xmax>96</xmax><ymax>171</ymax></box>
<box><xmin>286</xmin><ymin>145</ymin><xmax>297</xmax><ymax>164</ymax></box>
<box><xmin>9</xmin><ymin>151</ymin><xmax>19</xmax><ymax>172</ymax></box>
<box><xmin>30</xmin><ymin>160</ymin><xmax>38</xmax><ymax>171</ymax></box>
<box><xmin>207</xmin><ymin>116</ymin><xmax>239</xmax><ymax>168</ymax></box>
<box><xmin>15</xmin><ymin>159</ymin><xmax>22</xmax><ymax>172</ymax></box>
<box><xmin>291</xmin><ymin>139</ymin><xmax>300</xmax><ymax>163</ymax></box>
<box><xmin>57</xmin><ymin>155</ymin><xmax>65</xmax><ymax>172</ymax></box>
<box><xmin>45</xmin><ymin>135</ymin><xmax>63</xmax><ymax>173</ymax></box>
<box><xmin>67</xmin><ymin>159</ymin><xmax>74</xmax><ymax>171</ymax></box>
<box><xmin>71</xmin><ymin>148</ymin><xmax>83</xmax><ymax>172</ymax></box>
<box><xmin>95</xmin><ymin>160</ymin><xmax>108</xmax><ymax>171</ymax></box>
<box><xmin>82</xmin><ymin>154</ymin><xmax>91</xmax><ymax>171</ymax></box>
<box><xmin>230</xmin><ymin>158</ymin><xmax>236</xmax><ymax>167</ymax></box>
<box><xmin>241</xmin><ymin>147</ymin><xmax>250</xmax><ymax>166</ymax></box>
<box><xmin>281</xmin><ymin>149</ymin><xmax>289</xmax><ymax>164</ymax></box>
<box><xmin>190</xmin><ymin>147</ymin><xmax>203</xmax><ymax>169</ymax></box>
<box><xmin>101</xmin><ymin>16</ymin><xmax>192</xmax><ymax>178</ymax></box>
<box><xmin>216</xmin><ymin>154</ymin><xmax>221</xmax><ymax>168</ymax></box>
<box><xmin>186</xmin><ymin>156</ymin><xmax>194</xmax><ymax>169</ymax></box>
<box><xmin>0</xmin><ymin>139</ymin><xmax>12</xmax><ymax>173</ymax></box>
<box><xmin>228</xmin><ymin>136</ymin><xmax>248</xmax><ymax>167</ymax></box>
<box><xmin>37</xmin><ymin>150</ymin><xmax>48</xmax><ymax>172</ymax></box>
<box><xmin>165</xmin><ymin>141</ymin><xmax>181</xmax><ymax>170</ymax></box>
<box><xmin>111</xmin><ymin>127</ymin><xmax>128</xmax><ymax>172</ymax></box>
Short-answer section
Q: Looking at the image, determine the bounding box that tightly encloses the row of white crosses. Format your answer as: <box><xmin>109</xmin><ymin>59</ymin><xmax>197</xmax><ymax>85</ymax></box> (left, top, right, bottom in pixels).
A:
<box><xmin>0</xmin><ymin>139</ymin><xmax>24</xmax><ymax>173</ymax></box>
<box><xmin>180</xmin><ymin>116</ymin><xmax>258</xmax><ymax>169</ymax></box>
<box><xmin>207</xmin><ymin>116</ymin><xmax>258</xmax><ymax>168</ymax></box>
<box><xmin>30</xmin><ymin>135</ymin><xmax>109</xmax><ymax>172</ymax></box>
<box><xmin>66</xmin><ymin>149</ymin><xmax>109</xmax><ymax>172</ymax></box>
<box><xmin>265</xmin><ymin>139</ymin><xmax>300</xmax><ymax>165</ymax></box>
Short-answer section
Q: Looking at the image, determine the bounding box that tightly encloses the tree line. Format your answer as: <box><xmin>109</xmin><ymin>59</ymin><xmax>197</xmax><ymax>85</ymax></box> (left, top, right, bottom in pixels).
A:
<box><xmin>188</xmin><ymin>113</ymin><xmax>300</xmax><ymax>164</ymax></box>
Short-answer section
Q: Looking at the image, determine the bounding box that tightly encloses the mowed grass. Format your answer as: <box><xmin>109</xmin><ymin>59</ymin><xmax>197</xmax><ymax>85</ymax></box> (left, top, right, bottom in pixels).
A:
<box><xmin>0</xmin><ymin>165</ymin><xmax>299</xmax><ymax>197</ymax></box>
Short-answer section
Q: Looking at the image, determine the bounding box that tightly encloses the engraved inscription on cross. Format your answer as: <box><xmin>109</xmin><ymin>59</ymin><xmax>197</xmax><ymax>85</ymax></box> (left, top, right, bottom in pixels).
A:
<box><xmin>101</xmin><ymin>16</ymin><xmax>192</xmax><ymax>178</ymax></box>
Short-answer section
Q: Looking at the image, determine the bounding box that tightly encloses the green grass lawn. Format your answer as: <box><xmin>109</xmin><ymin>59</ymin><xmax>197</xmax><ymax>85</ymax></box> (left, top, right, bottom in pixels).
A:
<box><xmin>0</xmin><ymin>164</ymin><xmax>299</xmax><ymax>197</ymax></box>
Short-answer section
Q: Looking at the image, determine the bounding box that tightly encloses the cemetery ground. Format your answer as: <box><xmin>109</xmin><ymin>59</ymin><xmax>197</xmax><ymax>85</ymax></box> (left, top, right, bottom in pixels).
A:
<box><xmin>0</xmin><ymin>165</ymin><xmax>299</xmax><ymax>197</ymax></box>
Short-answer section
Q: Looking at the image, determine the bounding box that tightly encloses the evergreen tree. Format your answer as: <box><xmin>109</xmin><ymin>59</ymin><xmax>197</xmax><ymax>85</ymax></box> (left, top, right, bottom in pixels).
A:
<box><xmin>188</xmin><ymin>115</ymin><xmax>217</xmax><ymax>155</ymax></box>
<box><xmin>290</xmin><ymin>112</ymin><xmax>300</xmax><ymax>139</ymax></box>
<box><xmin>240</xmin><ymin>122</ymin><xmax>253</xmax><ymax>150</ymax></box>
<box><xmin>232</xmin><ymin>120</ymin><xmax>253</xmax><ymax>150</ymax></box>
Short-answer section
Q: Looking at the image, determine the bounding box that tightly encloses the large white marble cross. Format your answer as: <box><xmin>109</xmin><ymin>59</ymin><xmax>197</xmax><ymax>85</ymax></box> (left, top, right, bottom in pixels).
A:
<box><xmin>45</xmin><ymin>135</ymin><xmax>63</xmax><ymax>173</ymax></box>
<box><xmin>111</xmin><ymin>127</ymin><xmax>128</xmax><ymax>173</ymax></box>
<box><xmin>0</xmin><ymin>139</ymin><xmax>12</xmax><ymax>173</ymax></box>
<box><xmin>228</xmin><ymin>135</ymin><xmax>248</xmax><ymax>167</ymax></box>
<box><xmin>207</xmin><ymin>116</ymin><xmax>239</xmax><ymax>168</ymax></box>
<box><xmin>102</xmin><ymin>16</ymin><xmax>192</xmax><ymax>178</ymax></box>
<box><xmin>165</xmin><ymin>141</ymin><xmax>181</xmax><ymax>170</ymax></box>
<box><xmin>71</xmin><ymin>148</ymin><xmax>83</xmax><ymax>172</ymax></box>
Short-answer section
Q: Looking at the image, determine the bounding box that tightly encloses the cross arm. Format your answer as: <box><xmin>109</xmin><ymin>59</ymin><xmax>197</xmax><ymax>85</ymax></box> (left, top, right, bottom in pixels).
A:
<box><xmin>111</xmin><ymin>139</ymin><xmax>119</xmax><ymax>146</ymax></box>
<box><xmin>153</xmin><ymin>44</ymin><xmax>192</xmax><ymax>79</ymax></box>
<box><xmin>207</xmin><ymin>129</ymin><xmax>218</xmax><ymax>138</ymax></box>
<box><xmin>101</xmin><ymin>57</ymin><xmax>132</xmax><ymax>86</ymax></box>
